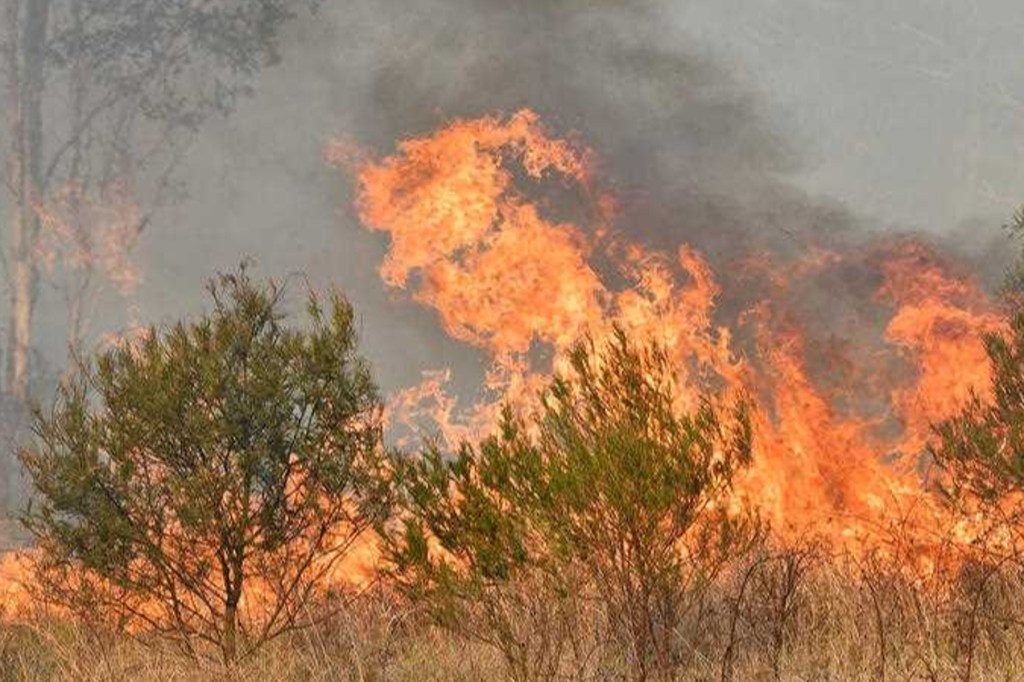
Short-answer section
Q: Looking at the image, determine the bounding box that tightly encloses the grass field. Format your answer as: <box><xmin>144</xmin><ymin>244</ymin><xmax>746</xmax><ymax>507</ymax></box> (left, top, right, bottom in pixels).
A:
<box><xmin>4</xmin><ymin>549</ymin><xmax>1024</xmax><ymax>682</ymax></box>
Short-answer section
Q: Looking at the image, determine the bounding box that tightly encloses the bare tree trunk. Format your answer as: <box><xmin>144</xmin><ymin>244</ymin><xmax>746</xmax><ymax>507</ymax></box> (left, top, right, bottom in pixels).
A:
<box><xmin>0</xmin><ymin>0</ymin><xmax>23</xmax><ymax>515</ymax></box>
<box><xmin>63</xmin><ymin>0</ymin><xmax>90</xmax><ymax>358</ymax></box>
<box><xmin>6</xmin><ymin>0</ymin><xmax>49</xmax><ymax>401</ymax></box>
<box><xmin>220</xmin><ymin>546</ymin><xmax>245</xmax><ymax>665</ymax></box>
<box><xmin>10</xmin><ymin>203</ymin><xmax>32</xmax><ymax>401</ymax></box>
<box><xmin>4</xmin><ymin>0</ymin><xmax>24</xmax><ymax>400</ymax></box>
<box><xmin>223</xmin><ymin>601</ymin><xmax>238</xmax><ymax>665</ymax></box>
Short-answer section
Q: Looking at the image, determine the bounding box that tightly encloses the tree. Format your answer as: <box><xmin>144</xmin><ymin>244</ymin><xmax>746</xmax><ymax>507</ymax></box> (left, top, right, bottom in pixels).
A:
<box><xmin>931</xmin><ymin>311</ymin><xmax>1024</xmax><ymax>554</ymax></box>
<box><xmin>388</xmin><ymin>329</ymin><xmax>755</xmax><ymax>682</ymax></box>
<box><xmin>20</xmin><ymin>266</ymin><xmax>387</xmax><ymax>664</ymax></box>
<box><xmin>1</xmin><ymin>0</ymin><xmax>316</xmax><ymax>404</ymax></box>
<box><xmin>1002</xmin><ymin>207</ymin><xmax>1024</xmax><ymax>308</ymax></box>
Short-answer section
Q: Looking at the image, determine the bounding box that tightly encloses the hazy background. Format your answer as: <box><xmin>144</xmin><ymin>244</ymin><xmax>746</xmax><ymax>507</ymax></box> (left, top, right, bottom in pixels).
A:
<box><xmin>120</xmin><ymin>0</ymin><xmax>1024</xmax><ymax>393</ymax></box>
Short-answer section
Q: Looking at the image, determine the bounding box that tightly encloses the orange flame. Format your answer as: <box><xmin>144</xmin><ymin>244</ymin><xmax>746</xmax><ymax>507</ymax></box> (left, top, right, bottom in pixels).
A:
<box><xmin>344</xmin><ymin>109</ymin><xmax>1002</xmax><ymax>549</ymax></box>
<box><xmin>0</xmin><ymin>550</ymin><xmax>37</xmax><ymax>621</ymax></box>
<box><xmin>0</xmin><ymin>109</ymin><xmax>1005</xmax><ymax>625</ymax></box>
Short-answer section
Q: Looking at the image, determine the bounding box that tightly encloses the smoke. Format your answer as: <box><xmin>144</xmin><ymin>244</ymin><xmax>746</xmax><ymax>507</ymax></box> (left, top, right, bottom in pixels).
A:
<box><xmin>0</xmin><ymin>0</ymin><xmax>1013</xmax><ymax>532</ymax></box>
<box><xmin>123</xmin><ymin>0</ymin><xmax>1012</xmax><ymax>401</ymax></box>
<box><xmin>0</xmin><ymin>0</ymin><xmax>1015</xmax><ymax>558</ymax></box>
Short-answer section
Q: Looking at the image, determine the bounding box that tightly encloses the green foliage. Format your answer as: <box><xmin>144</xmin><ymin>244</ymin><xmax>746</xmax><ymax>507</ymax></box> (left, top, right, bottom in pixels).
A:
<box><xmin>19</xmin><ymin>265</ymin><xmax>387</xmax><ymax>664</ymax></box>
<box><xmin>387</xmin><ymin>328</ymin><xmax>755</xmax><ymax>681</ymax></box>
<box><xmin>943</xmin><ymin>206</ymin><xmax>1024</xmax><ymax>550</ymax></box>
<box><xmin>1001</xmin><ymin>206</ymin><xmax>1024</xmax><ymax>306</ymax></box>
<box><xmin>45</xmin><ymin>0</ymin><xmax>318</xmax><ymax>133</ymax></box>
<box><xmin>932</xmin><ymin>313</ymin><xmax>1024</xmax><ymax>502</ymax></box>
<box><xmin>931</xmin><ymin>311</ymin><xmax>1024</xmax><ymax>561</ymax></box>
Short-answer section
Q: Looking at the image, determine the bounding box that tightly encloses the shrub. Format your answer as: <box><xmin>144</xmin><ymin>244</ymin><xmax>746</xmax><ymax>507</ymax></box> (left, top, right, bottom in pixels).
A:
<box><xmin>20</xmin><ymin>266</ymin><xmax>388</xmax><ymax>664</ymax></box>
<box><xmin>388</xmin><ymin>328</ymin><xmax>754</xmax><ymax>682</ymax></box>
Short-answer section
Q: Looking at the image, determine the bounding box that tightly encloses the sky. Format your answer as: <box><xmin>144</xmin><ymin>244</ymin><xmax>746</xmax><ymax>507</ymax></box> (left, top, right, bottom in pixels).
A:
<box><xmin>123</xmin><ymin>0</ymin><xmax>1024</xmax><ymax>393</ymax></box>
<box><xmin>670</xmin><ymin>0</ymin><xmax>1024</xmax><ymax>231</ymax></box>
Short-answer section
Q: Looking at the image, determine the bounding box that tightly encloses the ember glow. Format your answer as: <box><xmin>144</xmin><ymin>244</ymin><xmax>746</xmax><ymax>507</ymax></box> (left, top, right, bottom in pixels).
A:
<box><xmin>346</xmin><ymin>109</ymin><xmax>1004</xmax><ymax>548</ymax></box>
<box><xmin>0</xmin><ymin>552</ymin><xmax>35</xmax><ymax>620</ymax></box>
<box><xmin>34</xmin><ymin>182</ymin><xmax>142</xmax><ymax>296</ymax></box>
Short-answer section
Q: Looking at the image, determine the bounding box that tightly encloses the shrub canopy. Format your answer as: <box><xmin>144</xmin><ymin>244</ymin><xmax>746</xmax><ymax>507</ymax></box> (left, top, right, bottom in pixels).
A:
<box><xmin>389</xmin><ymin>329</ymin><xmax>754</xmax><ymax>681</ymax></box>
<box><xmin>21</xmin><ymin>267</ymin><xmax>387</xmax><ymax>663</ymax></box>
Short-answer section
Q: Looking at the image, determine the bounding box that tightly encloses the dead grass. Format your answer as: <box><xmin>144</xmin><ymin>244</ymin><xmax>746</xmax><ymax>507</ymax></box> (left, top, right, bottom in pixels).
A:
<box><xmin>6</xmin><ymin>551</ymin><xmax>1024</xmax><ymax>682</ymax></box>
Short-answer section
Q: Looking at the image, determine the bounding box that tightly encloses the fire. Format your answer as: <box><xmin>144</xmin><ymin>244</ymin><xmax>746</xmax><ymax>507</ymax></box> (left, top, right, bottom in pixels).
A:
<box><xmin>356</xmin><ymin>109</ymin><xmax>605</xmax><ymax>354</ymax></box>
<box><xmin>0</xmin><ymin>109</ymin><xmax>1006</xmax><ymax>628</ymax></box>
<box><xmin>880</xmin><ymin>241</ymin><xmax>1005</xmax><ymax>453</ymax></box>
<box><xmin>345</xmin><ymin>109</ymin><xmax>1003</xmax><ymax>549</ymax></box>
<box><xmin>0</xmin><ymin>519</ymin><xmax>380</xmax><ymax>628</ymax></box>
<box><xmin>0</xmin><ymin>549</ymin><xmax>41</xmax><ymax>621</ymax></box>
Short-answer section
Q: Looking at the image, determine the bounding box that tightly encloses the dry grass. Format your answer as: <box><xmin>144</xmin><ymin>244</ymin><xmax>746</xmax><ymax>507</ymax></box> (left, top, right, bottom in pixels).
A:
<box><xmin>0</xmin><ymin>594</ymin><xmax>502</xmax><ymax>682</ymax></box>
<box><xmin>6</xmin><ymin>550</ymin><xmax>1024</xmax><ymax>682</ymax></box>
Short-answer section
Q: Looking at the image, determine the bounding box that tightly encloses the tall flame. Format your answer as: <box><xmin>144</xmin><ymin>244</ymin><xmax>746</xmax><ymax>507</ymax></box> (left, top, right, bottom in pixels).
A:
<box><xmin>346</xmin><ymin>109</ymin><xmax>1003</xmax><ymax>547</ymax></box>
<box><xmin>0</xmin><ymin>109</ymin><xmax>1006</xmax><ymax>624</ymax></box>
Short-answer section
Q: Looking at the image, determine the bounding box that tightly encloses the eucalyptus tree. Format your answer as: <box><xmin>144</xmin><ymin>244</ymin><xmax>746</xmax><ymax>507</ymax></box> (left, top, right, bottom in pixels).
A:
<box><xmin>1</xmin><ymin>0</ymin><xmax>316</xmax><ymax>401</ymax></box>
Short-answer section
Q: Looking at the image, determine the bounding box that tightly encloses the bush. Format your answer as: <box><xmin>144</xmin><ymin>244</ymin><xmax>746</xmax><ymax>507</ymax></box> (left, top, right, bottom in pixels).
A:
<box><xmin>20</xmin><ymin>266</ymin><xmax>388</xmax><ymax>664</ymax></box>
<box><xmin>932</xmin><ymin>312</ymin><xmax>1024</xmax><ymax>549</ymax></box>
<box><xmin>387</xmin><ymin>329</ymin><xmax>755</xmax><ymax>682</ymax></box>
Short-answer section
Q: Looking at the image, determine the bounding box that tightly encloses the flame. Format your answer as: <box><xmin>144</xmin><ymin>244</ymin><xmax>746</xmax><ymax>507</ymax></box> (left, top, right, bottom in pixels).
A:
<box><xmin>345</xmin><ymin>109</ymin><xmax>1002</xmax><ymax>549</ymax></box>
<box><xmin>0</xmin><ymin>550</ymin><xmax>36</xmax><ymax>620</ymax></box>
<box><xmin>880</xmin><ymin>241</ymin><xmax>1005</xmax><ymax>453</ymax></box>
<box><xmin>357</xmin><ymin>109</ymin><xmax>604</xmax><ymax>354</ymax></box>
<box><xmin>0</xmin><ymin>109</ymin><xmax>1005</xmax><ymax>626</ymax></box>
<box><xmin>0</xmin><ymin>514</ymin><xmax>380</xmax><ymax>628</ymax></box>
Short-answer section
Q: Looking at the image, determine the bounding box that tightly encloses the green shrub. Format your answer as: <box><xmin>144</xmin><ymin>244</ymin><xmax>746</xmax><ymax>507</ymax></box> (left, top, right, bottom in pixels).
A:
<box><xmin>387</xmin><ymin>328</ymin><xmax>755</xmax><ymax>682</ymax></box>
<box><xmin>20</xmin><ymin>266</ymin><xmax>388</xmax><ymax>664</ymax></box>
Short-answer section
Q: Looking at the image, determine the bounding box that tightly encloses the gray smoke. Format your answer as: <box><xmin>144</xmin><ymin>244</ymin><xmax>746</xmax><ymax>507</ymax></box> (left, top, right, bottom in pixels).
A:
<box><xmin>125</xmin><ymin>0</ymin><xmax>1013</xmax><ymax>398</ymax></box>
<box><xmin>3</xmin><ymin>0</ymin><xmax>1018</xmax><ymax>522</ymax></box>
